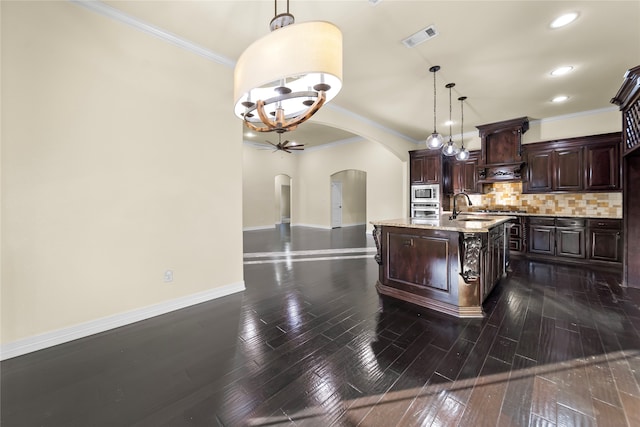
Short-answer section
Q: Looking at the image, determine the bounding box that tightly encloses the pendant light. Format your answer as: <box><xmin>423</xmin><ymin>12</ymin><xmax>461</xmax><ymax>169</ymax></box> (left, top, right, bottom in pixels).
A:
<box><xmin>426</xmin><ymin>66</ymin><xmax>444</xmax><ymax>149</ymax></box>
<box><xmin>233</xmin><ymin>0</ymin><xmax>343</xmax><ymax>133</ymax></box>
<box><xmin>442</xmin><ymin>83</ymin><xmax>460</xmax><ymax>156</ymax></box>
<box><xmin>455</xmin><ymin>96</ymin><xmax>470</xmax><ymax>161</ymax></box>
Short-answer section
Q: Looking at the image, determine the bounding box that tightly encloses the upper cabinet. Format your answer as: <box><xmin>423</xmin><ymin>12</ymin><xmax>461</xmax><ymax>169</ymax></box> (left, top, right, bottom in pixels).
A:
<box><xmin>444</xmin><ymin>150</ymin><xmax>481</xmax><ymax>194</ymax></box>
<box><xmin>410</xmin><ymin>150</ymin><xmax>442</xmax><ymax>184</ymax></box>
<box><xmin>611</xmin><ymin>65</ymin><xmax>640</xmax><ymax>156</ymax></box>
<box><xmin>525</xmin><ymin>148</ymin><xmax>554</xmax><ymax>192</ymax></box>
<box><xmin>584</xmin><ymin>142</ymin><xmax>620</xmax><ymax>191</ymax></box>
<box><xmin>523</xmin><ymin>133</ymin><xmax>621</xmax><ymax>193</ymax></box>
<box><xmin>555</xmin><ymin>147</ymin><xmax>583</xmax><ymax>191</ymax></box>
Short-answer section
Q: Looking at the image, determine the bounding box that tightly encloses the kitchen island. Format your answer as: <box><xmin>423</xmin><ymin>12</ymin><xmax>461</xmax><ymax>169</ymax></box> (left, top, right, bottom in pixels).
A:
<box><xmin>371</xmin><ymin>215</ymin><xmax>514</xmax><ymax>318</ymax></box>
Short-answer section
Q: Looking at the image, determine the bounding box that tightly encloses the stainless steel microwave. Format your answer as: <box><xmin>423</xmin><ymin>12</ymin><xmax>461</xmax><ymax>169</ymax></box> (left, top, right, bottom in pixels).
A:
<box><xmin>411</xmin><ymin>184</ymin><xmax>440</xmax><ymax>203</ymax></box>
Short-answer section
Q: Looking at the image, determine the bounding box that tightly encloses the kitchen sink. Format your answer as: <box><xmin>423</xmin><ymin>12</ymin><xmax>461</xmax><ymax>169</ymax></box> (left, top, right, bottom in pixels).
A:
<box><xmin>456</xmin><ymin>217</ymin><xmax>493</xmax><ymax>222</ymax></box>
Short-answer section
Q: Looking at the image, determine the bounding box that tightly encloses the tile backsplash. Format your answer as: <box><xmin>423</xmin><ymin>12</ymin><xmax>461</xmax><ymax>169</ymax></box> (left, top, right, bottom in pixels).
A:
<box><xmin>464</xmin><ymin>182</ymin><xmax>622</xmax><ymax>218</ymax></box>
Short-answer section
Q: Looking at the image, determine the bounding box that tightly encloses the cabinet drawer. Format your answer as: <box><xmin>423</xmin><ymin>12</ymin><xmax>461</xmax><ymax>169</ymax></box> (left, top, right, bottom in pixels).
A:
<box><xmin>587</xmin><ymin>219</ymin><xmax>622</xmax><ymax>229</ymax></box>
<box><xmin>557</xmin><ymin>218</ymin><xmax>586</xmax><ymax>227</ymax></box>
<box><xmin>529</xmin><ymin>217</ymin><xmax>555</xmax><ymax>226</ymax></box>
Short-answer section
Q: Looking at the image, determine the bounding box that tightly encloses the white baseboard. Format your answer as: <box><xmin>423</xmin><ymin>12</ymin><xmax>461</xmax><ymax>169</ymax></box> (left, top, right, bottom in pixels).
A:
<box><xmin>0</xmin><ymin>281</ymin><xmax>245</xmax><ymax>361</ymax></box>
<box><xmin>243</xmin><ymin>225</ymin><xmax>277</xmax><ymax>231</ymax></box>
<box><xmin>243</xmin><ymin>223</ymin><xmax>368</xmax><ymax>231</ymax></box>
<box><xmin>292</xmin><ymin>223</ymin><xmax>333</xmax><ymax>230</ymax></box>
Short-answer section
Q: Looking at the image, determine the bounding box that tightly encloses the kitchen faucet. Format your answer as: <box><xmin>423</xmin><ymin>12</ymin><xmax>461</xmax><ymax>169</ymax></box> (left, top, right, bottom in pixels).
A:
<box><xmin>450</xmin><ymin>192</ymin><xmax>472</xmax><ymax>220</ymax></box>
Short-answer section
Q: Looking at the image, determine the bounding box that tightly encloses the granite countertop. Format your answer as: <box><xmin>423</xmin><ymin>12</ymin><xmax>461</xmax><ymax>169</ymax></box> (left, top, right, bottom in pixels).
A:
<box><xmin>371</xmin><ymin>214</ymin><xmax>515</xmax><ymax>232</ymax></box>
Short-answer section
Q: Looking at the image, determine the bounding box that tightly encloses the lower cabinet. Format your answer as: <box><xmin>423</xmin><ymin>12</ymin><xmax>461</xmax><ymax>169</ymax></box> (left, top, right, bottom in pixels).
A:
<box><xmin>527</xmin><ymin>216</ymin><xmax>620</xmax><ymax>267</ymax></box>
<box><xmin>588</xmin><ymin>219</ymin><xmax>622</xmax><ymax>263</ymax></box>
<box><xmin>529</xmin><ymin>218</ymin><xmax>555</xmax><ymax>255</ymax></box>
<box><xmin>556</xmin><ymin>219</ymin><xmax>586</xmax><ymax>259</ymax></box>
<box><xmin>528</xmin><ymin>217</ymin><xmax>586</xmax><ymax>259</ymax></box>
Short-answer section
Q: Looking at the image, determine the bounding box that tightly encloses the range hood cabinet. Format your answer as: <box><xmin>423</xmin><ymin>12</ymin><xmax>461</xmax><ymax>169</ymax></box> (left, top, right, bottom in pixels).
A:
<box><xmin>476</xmin><ymin>117</ymin><xmax>529</xmax><ymax>183</ymax></box>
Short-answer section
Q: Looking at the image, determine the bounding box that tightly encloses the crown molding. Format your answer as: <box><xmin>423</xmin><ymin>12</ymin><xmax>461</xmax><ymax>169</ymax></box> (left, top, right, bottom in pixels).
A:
<box><xmin>70</xmin><ymin>0</ymin><xmax>235</xmax><ymax>67</ymax></box>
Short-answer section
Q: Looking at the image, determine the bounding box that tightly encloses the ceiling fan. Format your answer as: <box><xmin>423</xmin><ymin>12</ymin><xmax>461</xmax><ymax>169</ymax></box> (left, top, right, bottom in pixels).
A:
<box><xmin>265</xmin><ymin>133</ymin><xmax>305</xmax><ymax>153</ymax></box>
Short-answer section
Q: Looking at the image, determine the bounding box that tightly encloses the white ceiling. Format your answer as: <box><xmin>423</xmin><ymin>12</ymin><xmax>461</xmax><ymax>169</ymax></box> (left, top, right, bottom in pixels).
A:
<box><xmin>99</xmin><ymin>0</ymin><xmax>640</xmax><ymax>149</ymax></box>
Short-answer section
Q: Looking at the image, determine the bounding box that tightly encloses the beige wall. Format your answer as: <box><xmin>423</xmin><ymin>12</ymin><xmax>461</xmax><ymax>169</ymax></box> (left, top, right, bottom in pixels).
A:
<box><xmin>524</xmin><ymin>109</ymin><xmax>621</xmax><ymax>143</ymax></box>
<box><xmin>243</xmin><ymin>147</ymin><xmax>297</xmax><ymax>229</ymax></box>
<box><xmin>295</xmin><ymin>139</ymin><xmax>406</xmax><ymax>230</ymax></box>
<box><xmin>243</xmin><ymin>138</ymin><xmax>406</xmax><ymax>231</ymax></box>
<box><xmin>331</xmin><ymin>170</ymin><xmax>366</xmax><ymax>226</ymax></box>
<box><xmin>1</xmin><ymin>2</ymin><xmax>243</xmax><ymax>345</ymax></box>
<box><xmin>458</xmin><ymin>108</ymin><xmax>621</xmax><ymax>152</ymax></box>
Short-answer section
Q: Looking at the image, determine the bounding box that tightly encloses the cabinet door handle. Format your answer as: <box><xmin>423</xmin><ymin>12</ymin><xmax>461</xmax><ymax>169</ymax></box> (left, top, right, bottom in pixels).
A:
<box><xmin>403</xmin><ymin>239</ymin><xmax>414</xmax><ymax>247</ymax></box>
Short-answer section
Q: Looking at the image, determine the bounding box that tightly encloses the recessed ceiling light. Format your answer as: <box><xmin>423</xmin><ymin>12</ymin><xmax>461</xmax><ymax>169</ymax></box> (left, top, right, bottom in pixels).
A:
<box><xmin>444</xmin><ymin>120</ymin><xmax>454</xmax><ymax>126</ymax></box>
<box><xmin>245</xmin><ymin>132</ymin><xmax>255</xmax><ymax>138</ymax></box>
<box><xmin>551</xmin><ymin>12</ymin><xmax>578</xmax><ymax>29</ymax></box>
<box><xmin>551</xmin><ymin>66</ymin><xmax>574</xmax><ymax>76</ymax></box>
<box><xmin>552</xmin><ymin>95</ymin><xmax>569</xmax><ymax>103</ymax></box>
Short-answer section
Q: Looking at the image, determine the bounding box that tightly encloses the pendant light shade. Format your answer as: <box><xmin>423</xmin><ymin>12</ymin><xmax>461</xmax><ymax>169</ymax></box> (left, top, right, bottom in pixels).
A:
<box><xmin>426</xmin><ymin>66</ymin><xmax>444</xmax><ymax>149</ymax></box>
<box><xmin>455</xmin><ymin>96</ymin><xmax>470</xmax><ymax>161</ymax></box>
<box><xmin>233</xmin><ymin>1</ymin><xmax>343</xmax><ymax>133</ymax></box>
<box><xmin>442</xmin><ymin>83</ymin><xmax>460</xmax><ymax>156</ymax></box>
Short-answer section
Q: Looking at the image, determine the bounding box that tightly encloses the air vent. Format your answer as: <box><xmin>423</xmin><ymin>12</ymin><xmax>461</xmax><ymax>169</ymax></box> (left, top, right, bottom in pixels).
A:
<box><xmin>402</xmin><ymin>25</ymin><xmax>439</xmax><ymax>48</ymax></box>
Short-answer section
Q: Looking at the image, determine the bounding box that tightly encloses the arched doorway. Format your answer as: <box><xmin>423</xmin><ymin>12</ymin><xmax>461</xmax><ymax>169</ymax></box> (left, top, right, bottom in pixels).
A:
<box><xmin>330</xmin><ymin>170</ymin><xmax>366</xmax><ymax>229</ymax></box>
<box><xmin>275</xmin><ymin>174</ymin><xmax>292</xmax><ymax>224</ymax></box>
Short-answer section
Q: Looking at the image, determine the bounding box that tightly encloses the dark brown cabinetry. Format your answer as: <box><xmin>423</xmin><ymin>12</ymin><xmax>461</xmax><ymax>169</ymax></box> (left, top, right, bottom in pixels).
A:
<box><xmin>485</xmin><ymin>226</ymin><xmax>505</xmax><ymax>300</ymax></box>
<box><xmin>444</xmin><ymin>150</ymin><xmax>480</xmax><ymax>194</ymax></box>
<box><xmin>410</xmin><ymin>150</ymin><xmax>442</xmax><ymax>184</ymax></box>
<box><xmin>525</xmin><ymin>149</ymin><xmax>553</xmax><ymax>192</ymax></box>
<box><xmin>523</xmin><ymin>133</ymin><xmax>621</xmax><ymax>193</ymax></box>
<box><xmin>584</xmin><ymin>142</ymin><xmax>620</xmax><ymax>191</ymax></box>
<box><xmin>524</xmin><ymin>146</ymin><xmax>583</xmax><ymax>193</ymax></box>
<box><xmin>387</xmin><ymin>230</ymin><xmax>451</xmax><ymax>291</ymax></box>
<box><xmin>529</xmin><ymin>217</ymin><xmax>555</xmax><ymax>255</ymax></box>
<box><xmin>476</xmin><ymin>117</ymin><xmax>529</xmax><ymax>184</ymax></box>
<box><xmin>374</xmin><ymin>221</ymin><xmax>509</xmax><ymax>318</ymax></box>
<box><xmin>611</xmin><ymin>64</ymin><xmax>640</xmax><ymax>288</ymax></box>
<box><xmin>507</xmin><ymin>217</ymin><xmax>526</xmax><ymax>254</ymax></box>
<box><xmin>555</xmin><ymin>148</ymin><xmax>583</xmax><ymax>191</ymax></box>
<box><xmin>556</xmin><ymin>219</ymin><xmax>586</xmax><ymax>259</ymax></box>
<box><xmin>528</xmin><ymin>217</ymin><xmax>585</xmax><ymax>259</ymax></box>
<box><xmin>587</xmin><ymin>219</ymin><xmax>622</xmax><ymax>263</ymax></box>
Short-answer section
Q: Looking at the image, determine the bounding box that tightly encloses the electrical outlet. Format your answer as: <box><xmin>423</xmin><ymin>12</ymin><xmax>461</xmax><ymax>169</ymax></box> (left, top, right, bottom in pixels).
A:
<box><xmin>163</xmin><ymin>270</ymin><xmax>173</xmax><ymax>282</ymax></box>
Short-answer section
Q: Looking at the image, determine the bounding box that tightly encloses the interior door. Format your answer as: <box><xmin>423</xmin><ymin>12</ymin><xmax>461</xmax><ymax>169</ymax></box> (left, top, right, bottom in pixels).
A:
<box><xmin>331</xmin><ymin>181</ymin><xmax>342</xmax><ymax>228</ymax></box>
<box><xmin>280</xmin><ymin>184</ymin><xmax>291</xmax><ymax>223</ymax></box>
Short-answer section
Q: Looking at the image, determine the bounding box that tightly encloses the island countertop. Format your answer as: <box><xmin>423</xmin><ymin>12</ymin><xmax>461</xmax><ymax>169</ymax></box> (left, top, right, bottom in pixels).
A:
<box><xmin>370</xmin><ymin>214</ymin><xmax>515</xmax><ymax>232</ymax></box>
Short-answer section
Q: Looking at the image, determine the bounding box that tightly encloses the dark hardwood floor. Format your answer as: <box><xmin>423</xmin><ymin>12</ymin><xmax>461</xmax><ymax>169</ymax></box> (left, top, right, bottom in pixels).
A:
<box><xmin>2</xmin><ymin>225</ymin><xmax>639</xmax><ymax>426</ymax></box>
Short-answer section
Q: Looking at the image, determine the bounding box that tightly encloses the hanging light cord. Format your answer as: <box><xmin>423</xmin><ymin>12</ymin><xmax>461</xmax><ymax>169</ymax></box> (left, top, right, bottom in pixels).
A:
<box><xmin>432</xmin><ymin>72</ymin><xmax>438</xmax><ymax>132</ymax></box>
<box><xmin>460</xmin><ymin>98</ymin><xmax>465</xmax><ymax>149</ymax></box>
<box><xmin>448</xmin><ymin>85</ymin><xmax>453</xmax><ymax>140</ymax></box>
